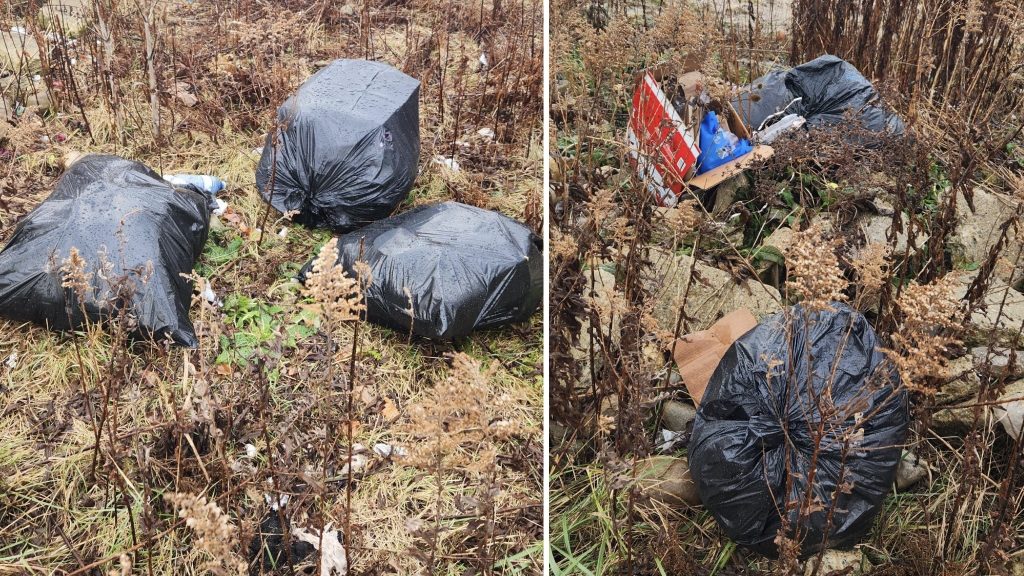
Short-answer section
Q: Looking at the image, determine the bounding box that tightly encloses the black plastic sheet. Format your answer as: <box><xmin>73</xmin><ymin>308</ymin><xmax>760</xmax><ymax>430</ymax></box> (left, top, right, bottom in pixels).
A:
<box><xmin>689</xmin><ymin>303</ymin><xmax>908</xmax><ymax>557</ymax></box>
<box><xmin>0</xmin><ymin>154</ymin><xmax>210</xmax><ymax>346</ymax></box>
<box><xmin>256</xmin><ymin>59</ymin><xmax>420</xmax><ymax>233</ymax></box>
<box><xmin>301</xmin><ymin>202</ymin><xmax>542</xmax><ymax>340</ymax></box>
<box><xmin>733</xmin><ymin>55</ymin><xmax>905</xmax><ymax>135</ymax></box>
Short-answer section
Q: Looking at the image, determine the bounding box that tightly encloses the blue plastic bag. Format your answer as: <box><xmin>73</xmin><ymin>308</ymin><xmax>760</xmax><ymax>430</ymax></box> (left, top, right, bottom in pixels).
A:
<box><xmin>696</xmin><ymin>111</ymin><xmax>753</xmax><ymax>174</ymax></box>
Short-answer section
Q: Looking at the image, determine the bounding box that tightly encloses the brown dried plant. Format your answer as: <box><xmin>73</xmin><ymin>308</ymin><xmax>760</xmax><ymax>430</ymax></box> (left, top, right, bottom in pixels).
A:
<box><xmin>785</xmin><ymin>224</ymin><xmax>849</xmax><ymax>310</ymax></box>
<box><xmin>851</xmin><ymin>243</ymin><xmax>891</xmax><ymax>311</ymax></box>
<box><xmin>164</xmin><ymin>492</ymin><xmax>246</xmax><ymax>576</ymax></box>
<box><xmin>59</xmin><ymin>246</ymin><xmax>93</xmax><ymax>300</ymax></box>
<box><xmin>304</xmin><ymin>237</ymin><xmax>367</xmax><ymax>325</ymax></box>
<box><xmin>887</xmin><ymin>274</ymin><xmax>963</xmax><ymax>393</ymax></box>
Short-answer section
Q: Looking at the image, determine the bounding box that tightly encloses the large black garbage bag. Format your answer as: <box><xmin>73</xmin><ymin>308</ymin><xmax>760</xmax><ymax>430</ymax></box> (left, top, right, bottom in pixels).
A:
<box><xmin>256</xmin><ymin>59</ymin><xmax>420</xmax><ymax>233</ymax></box>
<box><xmin>688</xmin><ymin>303</ymin><xmax>908</xmax><ymax>557</ymax></box>
<box><xmin>733</xmin><ymin>55</ymin><xmax>904</xmax><ymax>135</ymax></box>
<box><xmin>0</xmin><ymin>154</ymin><xmax>210</xmax><ymax>346</ymax></box>
<box><xmin>300</xmin><ymin>202</ymin><xmax>542</xmax><ymax>340</ymax></box>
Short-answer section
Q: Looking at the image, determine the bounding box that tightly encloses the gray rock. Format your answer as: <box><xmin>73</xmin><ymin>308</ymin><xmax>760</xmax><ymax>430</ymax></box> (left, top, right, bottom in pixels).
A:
<box><xmin>711</xmin><ymin>173</ymin><xmax>750</xmax><ymax>216</ymax></box>
<box><xmin>955</xmin><ymin>187</ymin><xmax>1023</xmax><ymax>286</ymax></box>
<box><xmin>660</xmin><ymin>400</ymin><xmax>697</xmax><ymax>432</ymax></box>
<box><xmin>0</xmin><ymin>30</ymin><xmax>40</xmax><ymax>74</ymax></box>
<box><xmin>859</xmin><ymin>213</ymin><xmax>927</xmax><ymax>255</ymax></box>
<box><xmin>993</xmin><ymin>379</ymin><xmax>1024</xmax><ymax>441</ymax></box>
<box><xmin>937</xmin><ymin>355</ymin><xmax>980</xmax><ymax>405</ymax></box>
<box><xmin>931</xmin><ymin>403</ymin><xmax>982</xmax><ymax>438</ymax></box>
<box><xmin>570</xmin><ymin>266</ymin><xmax>619</xmax><ymax>375</ymax></box>
<box><xmin>646</xmin><ymin>247</ymin><xmax>782</xmax><ymax>335</ymax></box>
<box><xmin>635</xmin><ymin>456</ymin><xmax>701</xmax><ymax>507</ymax></box>
<box><xmin>971</xmin><ymin>346</ymin><xmax>1024</xmax><ymax>378</ymax></box>
<box><xmin>895</xmin><ymin>450</ymin><xmax>929</xmax><ymax>491</ymax></box>
<box><xmin>953</xmin><ymin>272</ymin><xmax>1024</xmax><ymax>345</ymax></box>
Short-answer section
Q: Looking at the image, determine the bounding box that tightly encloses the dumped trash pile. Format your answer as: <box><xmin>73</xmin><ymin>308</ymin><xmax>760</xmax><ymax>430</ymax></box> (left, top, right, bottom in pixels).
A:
<box><xmin>0</xmin><ymin>154</ymin><xmax>211</xmax><ymax>346</ymax></box>
<box><xmin>688</xmin><ymin>304</ymin><xmax>908</xmax><ymax>557</ymax></box>
<box><xmin>628</xmin><ymin>55</ymin><xmax>903</xmax><ymax>207</ymax></box>
<box><xmin>301</xmin><ymin>201</ymin><xmax>543</xmax><ymax>340</ymax></box>
<box><xmin>256</xmin><ymin>59</ymin><xmax>420</xmax><ymax>233</ymax></box>
<box><xmin>732</xmin><ymin>55</ymin><xmax>905</xmax><ymax>137</ymax></box>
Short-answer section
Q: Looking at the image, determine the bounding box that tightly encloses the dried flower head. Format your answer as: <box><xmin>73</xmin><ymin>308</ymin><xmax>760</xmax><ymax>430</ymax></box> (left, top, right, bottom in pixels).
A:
<box><xmin>60</xmin><ymin>247</ymin><xmax>93</xmax><ymax>302</ymax></box>
<box><xmin>305</xmin><ymin>238</ymin><xmax>366</xmax><ymax>324</ymax></box>
<box><xmin>887</xmin><ymin>274</ymin><xmax>963</xmax><ymax>392</ymax></box>
<box><xmin>402</xmin><ymin>353</ymin><xmax>525</xmax><ymax>473</ymax></box>
<box><xmin>785</xmin><ymin>223</ymin><xmax>848</xmax><ymax>310</ymax></box>
<box><xmin>852</xmin><ymin>242</ymin><xmax>891</xmax><ymax>309</ymax></box>
<box><xmin>165</xmin><ymin>492</ymin><xmax>246</xmax><ymax>576</ymax></box>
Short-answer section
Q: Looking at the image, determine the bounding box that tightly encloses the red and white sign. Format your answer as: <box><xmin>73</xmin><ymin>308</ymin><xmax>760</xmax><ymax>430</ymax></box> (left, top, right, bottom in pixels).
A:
<box><xmin>627</xmin><ymin>71</ymin><xmax>700</xmax><ymax>207</ymax></box>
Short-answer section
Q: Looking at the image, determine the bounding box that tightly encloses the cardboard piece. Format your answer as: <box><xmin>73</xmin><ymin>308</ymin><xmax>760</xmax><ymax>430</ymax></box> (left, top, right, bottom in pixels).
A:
<box><xmin>688</xmin><ymin>145</ymin><xmax>773</xmax><ymax>190</ymax></box>
<box><xmin>627</xmin><ymin>63</ymin><xmax>776</xmax><ymax>206</ymax></box>
<box><xmin>672</xmin><ymin>308</ymin><xmax>757</xmax><ymax>406</ymax></box>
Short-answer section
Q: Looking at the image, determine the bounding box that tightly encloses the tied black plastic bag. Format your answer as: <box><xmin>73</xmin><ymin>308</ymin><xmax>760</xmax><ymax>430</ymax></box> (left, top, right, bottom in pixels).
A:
<box><xmin>733</xmin><ymin>55</ymin><xmax>904</xmax><ymax>135</ymax></box>
<box><xmin>301</xmin><ymin>202</ymin><xmax>542</xmax><ymax>340</ymax></box>
<box><xmin>0</xmin><ymin>154</ymin><xmax>210</xmax><ymax>347</ymax></box>
<box><xmin>688</xmin><ymin>303</ymin><xmax>908</xmax><ymax>557</ymax></box>
<box><xmin>256</xmin><ymin>59</ymin><xmax>420</xmax><ymax>233</ymax></box>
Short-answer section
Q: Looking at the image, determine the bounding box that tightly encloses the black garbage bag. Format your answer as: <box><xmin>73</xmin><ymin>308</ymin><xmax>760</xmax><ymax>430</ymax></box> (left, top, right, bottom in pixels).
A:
<box><xmin>688</xmin><ymin>303</ymin><xmax>908</xmax><ymax>557</ymax></box>
<box><xmin>0</xmin><ymin>154</ymin><xmax>210</xmax><ymax>346</ymax></box>
<box><xmin>256</xmin><ymin>59</ymin><xmax>420</xmax><ymax>233</ymax></box>
<box><xmin>300</xmin><ymin>202</ymin><xmax>542</xmax><ymax>340</ymax></box>
<box><xmin>733</xmin><ymin>55</ymin><xmax>904</xmax><ymax>135</ymax></box>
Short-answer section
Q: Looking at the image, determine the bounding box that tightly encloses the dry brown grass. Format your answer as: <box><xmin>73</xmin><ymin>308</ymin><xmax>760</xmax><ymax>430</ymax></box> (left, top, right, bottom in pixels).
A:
<box><xmin>0</xmin><ymin>1</ymin><xmax>542</xmax><ymax>574</ymax></box>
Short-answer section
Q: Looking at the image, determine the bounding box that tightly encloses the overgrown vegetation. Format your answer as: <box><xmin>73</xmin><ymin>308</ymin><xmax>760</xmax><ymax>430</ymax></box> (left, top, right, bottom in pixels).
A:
<box><xmin>0</xmin><ymin>0</ymin><xmax>542</xmax><ymax>573</ymax></box>
<box><xmin>550</xmin><ymin>0</ymin><xmax>1024</xmax><ymax>574</ymax></box>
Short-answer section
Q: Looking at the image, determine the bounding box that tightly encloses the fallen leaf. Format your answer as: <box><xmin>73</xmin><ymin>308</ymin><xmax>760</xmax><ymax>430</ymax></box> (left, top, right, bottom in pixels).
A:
<box><xmin>381</xmin><ymin>398</ymin><xmax>400</xmax><ymax>421</ymax></box>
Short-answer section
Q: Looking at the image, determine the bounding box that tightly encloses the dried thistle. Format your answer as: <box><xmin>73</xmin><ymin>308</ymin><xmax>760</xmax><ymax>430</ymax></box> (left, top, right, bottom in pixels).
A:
<box><xmin>785</xmin><ymin>224</ymin><xmax>849</xmax><ymax>310</ymax></box>
<box><xmin>165</xmin><ymin>492</ymin><xmax>246</xmax><ymax>576</ymax></box>
<box><xmin>305</xmin><ymin>238</ymin><xmax>366</xmax><ymax>325</ymax></box>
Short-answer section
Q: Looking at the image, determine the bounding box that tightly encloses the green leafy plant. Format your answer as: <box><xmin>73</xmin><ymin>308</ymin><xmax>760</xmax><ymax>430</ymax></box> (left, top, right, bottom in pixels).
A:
<box><xmin>215</xmin><ymin>293</ymin><xmax>316</xmax><ymax>371</ymax></box>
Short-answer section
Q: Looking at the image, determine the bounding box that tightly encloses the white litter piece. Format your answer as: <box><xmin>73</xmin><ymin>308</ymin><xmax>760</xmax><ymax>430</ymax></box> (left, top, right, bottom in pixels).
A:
<box><xmin>477</xmin><ymin>127</ymin><xmax>495</xmax><ymax>140</ymax></box>
<box><xmin>199</xmin><ymin>278</ymin><xmax>221</xmax><ymax>307</ymax></box>
<box><xmin>290</xmin><ymin>524</ymin><xmax>347</xmax><ymax>575</ymax></box>
<box><xmin>479</xmin><ymin>53</ymin><xmax>489</xmax><ymax>68</ymax></box>
<box><xmin>755</xmin><ymin>113</ymin><xmax>806</xmax><ymax>144</ymax></box>
<box><xmin>339</xmin><ymin>453</ymin><xmax>368</xmax><ymax>476</ymax></box>
<box><xmin>277</xmin><ymin>227</ymin><xmax>288</xmax><ymax>238</ymax></box>
<box><xmin>263</xmin><ymin>490</ymin><xmax>290</xmax><ymax>511</ymax></box>
<box><xmin>656</xmin><ymin>429</ymin><xmax>686</xmax><ymax>453</ymax></box>
<box><xmin>433</xmin><ymin>156</ymin><xmax>461</xmax><ymax>172</ymax></box>
<box><xmin>213</xmin><ymin>198</ymin><xmax>228</xmax><ymax>216</ymax></box>
<box><xmin>373</xmin><ymin>443</ymin><xmax>408</xmax><ymax>458</ymax></box>
<box><xmin>10</xmin><ymin>26</ymin><xmax>26</xmax><ymax>35</ymax></box>
<box><xmin>4</xmin><ymin>352</ymin><xmax>17</xmax><ymax>369</ymax></box>
<box><xmin>244</xmin><ymin>443</ymin><xmax>258</xmax><ymax>459</ymax></box>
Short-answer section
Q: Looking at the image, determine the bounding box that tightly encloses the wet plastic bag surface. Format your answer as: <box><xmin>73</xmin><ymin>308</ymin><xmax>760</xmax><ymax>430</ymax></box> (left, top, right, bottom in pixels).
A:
<box><xmin>302</xmin><ymin>201</ymin><xmax>542</xmax><ymax>340</ymax></box>
<box><xmin>733</xmin><ymin>55</ymin><xmax>905</xmax><ymax>135</ymax></box>
<box><xmin>256</xmin><ymin>59</ymin><xmax>420</xmax><ymax>233</ymax></box>
<box><xmin>0</xmin><ymin>154</ymin><xmax>210</xmax><ymax>346</ymax></box>
<box><xmin>689</xmin><ymin>303</ymin><xmax>908</xmax><ymax>557</ymax></box>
